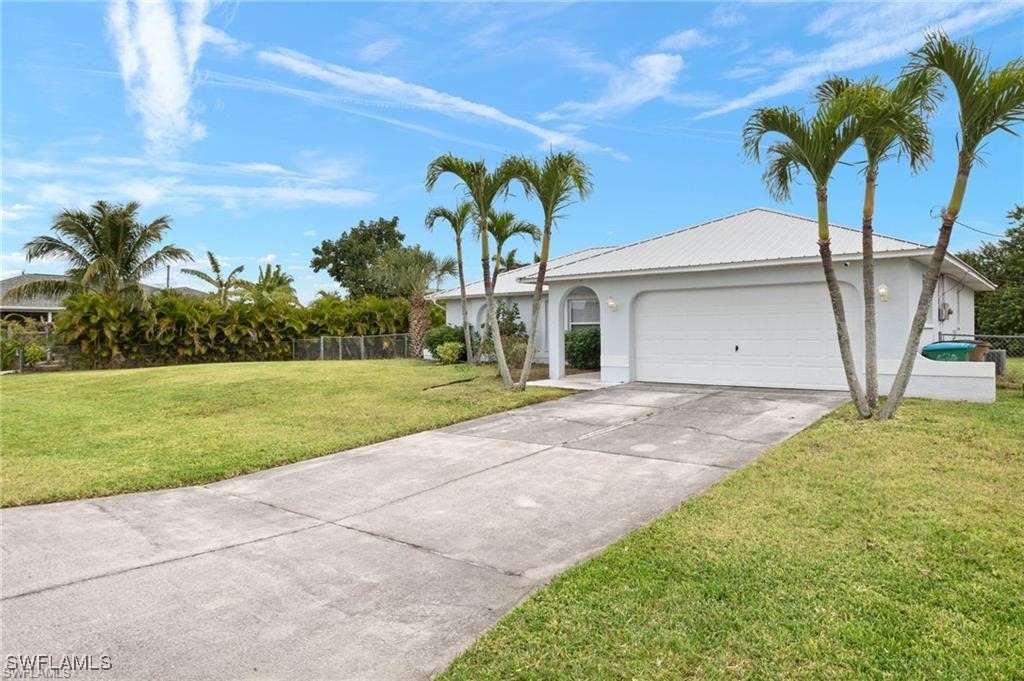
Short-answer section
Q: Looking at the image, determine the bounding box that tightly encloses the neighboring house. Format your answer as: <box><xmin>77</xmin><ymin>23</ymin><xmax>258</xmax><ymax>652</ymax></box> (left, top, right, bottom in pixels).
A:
<box><xmin>0</xmin><ymin>272</ymin><xmax>207</xmax><ymax>321</ymax></box>
<box><xmin>431</xmin><ymin>247</ymin><xmax>615</xmax><ymax>363</ymax></box>
<box><xmin>437</xmin><ymin>208</ymin><xmax>996</xmax><ymax>402</ymax></box>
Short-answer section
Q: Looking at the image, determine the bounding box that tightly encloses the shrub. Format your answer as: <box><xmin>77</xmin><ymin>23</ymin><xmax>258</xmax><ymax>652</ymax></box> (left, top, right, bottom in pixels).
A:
<box><xmin>22</xmin><ymin>344</ymin><xmax>46</xmax><ymax>367</ymax></box>
<box><xmin>565</xmin><ymin>327</ymin><xmax>600</xmax><ymax>369</ymax></box>
<box><xmin>435</xmin><ymin>341</ymin><xmax>465</xmax><ymax>365</ymax></box>
<box><xmin>502</xmin><ymin>336</ymin><xmax>530</xmax><ymax>371</ymax></box>
<box><xmin>424</xmin><ymin>325</ymin><xmax>466</xmax><ymax>357</ymax></box>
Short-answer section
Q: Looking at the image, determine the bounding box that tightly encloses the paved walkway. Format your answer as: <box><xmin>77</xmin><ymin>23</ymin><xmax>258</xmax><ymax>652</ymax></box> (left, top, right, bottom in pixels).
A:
<box><xmin>1</xmin><ymin>383</ymin><xmax>845</xmax><ymax>680</ymax></box>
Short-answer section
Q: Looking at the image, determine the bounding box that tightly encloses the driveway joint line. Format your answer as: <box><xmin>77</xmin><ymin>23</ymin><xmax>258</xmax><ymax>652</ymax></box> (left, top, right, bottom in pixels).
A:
<box><xmin>1</xmin><ymin>520</ymin><xmax>329</xmax><ymax>602</ymax></box>
<box><xmin>332</xmin><ymin>522</ymin><xmax>529</xmax><ymax>580</ymax></box>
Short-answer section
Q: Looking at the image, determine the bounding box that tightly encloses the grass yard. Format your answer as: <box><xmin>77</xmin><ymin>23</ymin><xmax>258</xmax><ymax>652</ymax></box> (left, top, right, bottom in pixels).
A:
<box><xmin>0</xmin><ymin>360</ymin><xmax>568</xmax><ymax>507</ymax></box>
<box><xmin>442</xmin><ymin>390</ymin><xmax>1024</xmax><ymax>680</ymax></box>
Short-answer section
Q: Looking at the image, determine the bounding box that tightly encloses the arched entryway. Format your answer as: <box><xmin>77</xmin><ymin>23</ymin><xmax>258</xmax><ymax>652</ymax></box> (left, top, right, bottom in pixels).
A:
<box><xmin>559</xmin><ymin>285</ymin><xmax>601</xmax><ymax>379</ymax></box>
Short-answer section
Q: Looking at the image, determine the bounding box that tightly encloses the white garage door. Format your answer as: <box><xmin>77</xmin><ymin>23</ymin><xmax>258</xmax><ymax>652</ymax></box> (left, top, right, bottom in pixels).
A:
<box><xmin>633</xmin><ymin>284</ymin><xmax>858</xmax><ymax>390</ymax></box>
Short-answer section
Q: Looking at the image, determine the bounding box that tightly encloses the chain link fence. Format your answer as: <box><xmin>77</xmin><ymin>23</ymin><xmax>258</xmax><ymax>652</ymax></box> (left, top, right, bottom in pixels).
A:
<box><xmin>292</xmin><ymin>334</ymin><xmax>414</xmax><ymax>361</ymax></box>
<box><xmin>6</xmin><ymin>342</ymin><xmax>295</xmax><ymax>372</ymax></box>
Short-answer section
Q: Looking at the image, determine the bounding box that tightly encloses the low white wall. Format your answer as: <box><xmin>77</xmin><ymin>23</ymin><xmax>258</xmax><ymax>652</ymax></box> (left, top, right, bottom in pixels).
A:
<box><xmin>878</xmin><ymin>357</ymin><xmax>995</xmax><ymax>404</ymax></box>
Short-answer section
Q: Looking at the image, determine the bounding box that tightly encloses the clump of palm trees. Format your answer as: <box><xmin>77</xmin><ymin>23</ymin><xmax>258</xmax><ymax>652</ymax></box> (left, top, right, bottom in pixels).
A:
<box><xmin>744</xmin><ymin>31</ymin><xmax>1023</xmax><ymax>419</ymax></box>
<box><xmin>425</xmin><ymin>151</ymin><xmax>592</xmax><ymax>389</ymax></box>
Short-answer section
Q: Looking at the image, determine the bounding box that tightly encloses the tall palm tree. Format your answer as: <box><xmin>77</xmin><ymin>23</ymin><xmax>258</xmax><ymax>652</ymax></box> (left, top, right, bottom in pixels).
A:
<box><xmin>239</xmin><ymin>264</ymin><xmax>298</xmax><ymax>306</ymax></box>
<box><xmin>815</xmin><ymin>73</ymin><xmax>939</xmax><ymax>413</ymax></box>
<box><xmin>505</xmin><ymin>151</ymin><xmax>592</xmax><ymax>390</ymax></box>
<box><xmin>881</xmin><ymin>33</ymin><xmax>1024</xmax><ymax>419</ymax></box>
<box><xmin>6</xmin><ymin>200</ymin><xmax>192</xmax><ymax>307</ymax></box>
<box><xmin>488</xmin><ymin>210</ymin><xmax>540</xmax><ymax>288</ymax></box>
<box><xmin>372</xmin><ymin>246</ymin><xmax>456</xmax><ymax>357</ymax></box>
<box><xmin>425</xmin><ymin>201</ymin><xmax>476</xmax><ymax>362</ymax></box>
<box><xmin>425</xmin><ymin>154</ymin><xmax>521</xmax><ymax>388</ymax></box>
<box><xmin>743</xmin><ymin>92</ymin><xmax>880</xmax><ymax>418</ymax></box>
<box><xmin>182</xmin><ymin>251</ymin><xmax>245</xmax><ymax>306</ymax></box>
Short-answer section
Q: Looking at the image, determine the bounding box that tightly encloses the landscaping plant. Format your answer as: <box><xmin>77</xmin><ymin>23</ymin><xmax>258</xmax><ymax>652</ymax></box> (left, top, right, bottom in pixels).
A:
<box><xmin>565</xmin><ymin>327</ymin><xmax>600</xmax><ymax>370</ymax></box>
<box><xmin>425</xmin><ymin>202</ymin><xmax>477</xmax><ymax>362</ymax></box>
<box><xmin>434</xmin><ymin>341</ymin><xmax>465</xmax><ymax>365</ymax></box>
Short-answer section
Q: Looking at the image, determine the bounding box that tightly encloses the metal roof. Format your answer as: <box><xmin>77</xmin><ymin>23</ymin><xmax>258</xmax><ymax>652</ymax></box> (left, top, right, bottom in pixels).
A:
<box><xmin>0</xmin><ymin>273</ymin><xmax>69</xmax><ymax>311</ymax></box>
<box><xmin>535</xmin><ymin>208</ymin><xmax>927</xmax><ymax>279</ymax></box>
<box><xmin>430</xmin><ymin>247</ymin><xmax>616</xmax><ymax>301</ymax></box>
<box><xmin>0</xmin><ymin>273</ymin><xmax>210</xmax><ymax>312</ymax></box>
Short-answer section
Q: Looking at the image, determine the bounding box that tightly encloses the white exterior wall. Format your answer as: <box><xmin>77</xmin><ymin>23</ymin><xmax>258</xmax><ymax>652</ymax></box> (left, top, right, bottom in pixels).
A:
<box><xmin>443</xmin><ymin>295</ymin><xmax>550</xmax><ymax>361</ymax></box>
<box><xmin>544</xmin><ymin>257</ymin><xmax>990</xmax><ymax>402</ymax></box>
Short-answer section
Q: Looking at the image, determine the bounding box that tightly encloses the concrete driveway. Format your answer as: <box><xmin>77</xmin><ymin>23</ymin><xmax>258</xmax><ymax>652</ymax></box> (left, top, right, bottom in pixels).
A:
<box><xmin>1</xmin><ymin>383</ymin><xmax>845</xmax><ymax>680</ymax></box>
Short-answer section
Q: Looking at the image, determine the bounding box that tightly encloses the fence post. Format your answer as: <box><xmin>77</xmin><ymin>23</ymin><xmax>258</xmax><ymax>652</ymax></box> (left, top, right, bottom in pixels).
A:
<box><xmin>319</xmin><ymin>336</ymin><xmax>324</xmax><ymax>361</ymax></box>
<box><xmin>360</xmin><ymin>336</ymin><xmax>366</xmax><ymax>360</ymax></box>
<box><xmin>16</xmin><ymin>347</ymin><xmax>23</xmax><ymax>374</ymax></box>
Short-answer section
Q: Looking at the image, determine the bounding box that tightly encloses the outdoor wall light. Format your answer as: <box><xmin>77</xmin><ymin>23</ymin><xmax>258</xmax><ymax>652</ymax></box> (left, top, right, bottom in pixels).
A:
<box><xmin>877</xmin><ymin>284</ymin><xmax>890</xmax><ymax>302</ymax></box>
<box><xmin>607</xmin><ymin>297</ymin><xmax>619</xmax><ymax>311</ymax></box>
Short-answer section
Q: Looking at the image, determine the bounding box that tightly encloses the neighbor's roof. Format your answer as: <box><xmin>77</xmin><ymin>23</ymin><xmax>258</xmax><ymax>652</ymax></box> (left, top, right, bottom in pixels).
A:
<box><xmin>0</xmin><ymin>272</ymin><xmax>209</xmax><ymax>311</ymax></box>
<box><xmin>0</xmin><ymin>273</ymin><xmax>68</xmax><ymax>311</ymax></box>
<box><xmin>527</xmin><ymin>207</ymin><xmax>995</xmax><ymax>291</ymax></box>
<box><xmin>431</xmin><ymin>247</ymin><xmax>616</xmax><ymax>301</ymax></box>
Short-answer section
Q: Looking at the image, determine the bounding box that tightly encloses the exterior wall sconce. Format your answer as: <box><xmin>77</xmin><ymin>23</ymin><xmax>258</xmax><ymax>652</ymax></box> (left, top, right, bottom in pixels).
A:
<box><xmin>607</xmin><ymin>297</ymin><xmax>618</xmax><ymax>311</ymax></box>
<box><xmin>877</xmin><ymin>284</ymin><xmax>890</xmax><ymax>302</ymax></box>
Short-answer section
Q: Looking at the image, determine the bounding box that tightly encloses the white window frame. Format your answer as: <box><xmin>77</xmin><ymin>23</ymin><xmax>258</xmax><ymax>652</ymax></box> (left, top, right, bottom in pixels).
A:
<box><xmin>567</xmin><ymin>296</ymin><xmax>600</xmax><ymax>331</ymax></box>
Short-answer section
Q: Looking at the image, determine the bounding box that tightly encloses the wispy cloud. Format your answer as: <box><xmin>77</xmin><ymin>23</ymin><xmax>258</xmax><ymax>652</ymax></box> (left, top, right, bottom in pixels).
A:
<box><xmin>257</xmin><ymin>47</ymin><xmax>620</xmax><ymax>157</ymax></box>
<box><xmin>699</xmin><ymin>1</ymin><xmax>1022</xmax><ymax>118</ymax></box>
<box><xmin>358</xmin><ymin>37</ymin><xmax>402</xmax><ymax>63</ymax></box>
<box><xmin>105</xmin><ymin>0</ymin><xmax>248</xmax><ymax>153</ymax></box>
<box><xmin>540</xmin><ymin>53</ymin><xmax>685</xmax><ymax>121</ymax></box>
<box><xmin>710</xmin><ymin>5</ymin><xmax>747</xmax><ymax>29</ymax></box>
<box><xmin>657</xmin><ymin>29</ymin><xmax>716</xmax><ymax>52</ymax></box>
<box><xmin>6</xmin><ymin>154</ymin><xmax>375</xmax><ymax>214</ymax></box>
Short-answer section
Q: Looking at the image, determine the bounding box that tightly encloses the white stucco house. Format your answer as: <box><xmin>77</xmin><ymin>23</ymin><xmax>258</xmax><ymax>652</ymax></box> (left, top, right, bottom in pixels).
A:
<box><xmin>433</xmin><ymin>208</ymin><xmax>996</xmax><ymax>402</ymax></box>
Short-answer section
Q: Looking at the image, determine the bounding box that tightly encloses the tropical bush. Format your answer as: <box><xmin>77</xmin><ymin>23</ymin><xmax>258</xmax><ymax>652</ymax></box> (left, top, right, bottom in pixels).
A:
<box><xmin>0</xmin><ymin>318</ymin><xmax>51</xmax><ymax>370</ymax></box>
<box><xmin>434</xmin><ymin>341</ymin><xmax>464</xmax><ymax>365</ymax></box>
<box><xmin>424</xmin><ymin>324</ymin><xmax>474</xmax><ymax>359</ymax></box>
<box><xmin>51</xmin><ymin>291</ymin><xmax>416</xmax><ymax>369</ymax></box>
<box><xmin>304</xmin><ymin>294</ymin><xmax>410</xmax><ymax>337</ymax></box>
<box><xmin>565</xmin><ymin>327</ymin><xmax>600</xmax><ymax>370</ymax></box>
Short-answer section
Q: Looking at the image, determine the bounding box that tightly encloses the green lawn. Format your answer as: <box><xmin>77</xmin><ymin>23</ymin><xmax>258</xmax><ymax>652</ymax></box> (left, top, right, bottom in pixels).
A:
<box><xmin>443</xmin><ymin>391</ymin><xmax>1024</xmax><ymax>681</ymax></box>
<box><xmin>0</xmin><ymin>360</ymin><xmax>568</xmax><ymax>507</ymax></box>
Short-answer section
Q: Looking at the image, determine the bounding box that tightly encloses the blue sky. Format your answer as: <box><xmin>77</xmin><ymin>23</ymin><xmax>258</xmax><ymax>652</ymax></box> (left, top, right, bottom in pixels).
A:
<box><xmin>2</xmin><ymin>1</ymin><xmax>1022</xmax><ymax>302</ymax></box>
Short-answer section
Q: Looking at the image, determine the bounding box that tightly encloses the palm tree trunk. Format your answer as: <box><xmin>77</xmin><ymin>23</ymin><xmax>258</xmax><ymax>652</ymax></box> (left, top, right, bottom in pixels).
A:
<box><xmin>879</xmin><ymin>161</ymin><xmax>970</xmax><ymax>420</ymax></box>
<box><xmin>455</xmin><ymin>236</ymin><xmax>474</xmax><ymax>363</ymax></box>
<box><xmin>816</xmin><ymin>190</ymin><xmax>871</xmax><ymax>418</ymax></box>
<box><xmin>514</xmin><ymin>218</ymin><xmax>552</xmax><ymax>391</ymax></box>
<box><xmin>480</xmin><ymin>222</ymin><xmax>513</xmax><ymax>389</ymax></box>
<box><xmin>409</xmin><ymin>292</ymin><xmax>429</xmax><ymax>358</ymax></box>
<box><xmin>862</xmin><ymin>167</ymin><xmax>879</xmax><ymax>414</ymax></box>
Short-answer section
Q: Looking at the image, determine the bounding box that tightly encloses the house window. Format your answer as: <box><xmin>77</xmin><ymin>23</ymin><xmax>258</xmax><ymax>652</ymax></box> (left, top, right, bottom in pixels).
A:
<box><xmin>568</xmin><ymin>298</ymin><xmax>599</xmax><ymax>330</ymax></box>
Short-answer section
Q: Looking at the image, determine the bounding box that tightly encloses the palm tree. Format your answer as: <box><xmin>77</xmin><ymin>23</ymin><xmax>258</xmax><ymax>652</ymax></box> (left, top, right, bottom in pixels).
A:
<box><xmin>505</xmin><ymin>151</ymin><xmax>593</xmax><ymax>390</ymax></box>
<box><xmin>6</xmin><ymin>200</ymin><xmax>192</xmax><ymax>307</ymax></box>
<box><xmin>815</xmin><ymin>73</ymin><xmax>939</xmax><ymax>413</ymax></box>
<box><xmin>425</xmin><ymin>201</ymin><xmax>476</xmax><ymax>362</ymax></box>
<box><xmin>239</xmin><ymin>264</ymin><xmax>298</xmax><ymax>306</ymax></box>
<box><xmin>425</xmin><ymin>154</ymin><xmax>521</xmax><ymax>388</ymax></box>
<box><xmin>880</xmin><ymin>33</ymin><xmax>1024</xmax><ymax>419</ymax></box>
<box><xmin>488</xmin><ymin>210</ymin><xmax>540</xmax><ymax>288</ymax></box>
<box><xmin>372</xmin><ymin>246</ymin><xmax>456</xmax><ymax>357</ymax></box>
<box><xmin>496</xmin><ymin>248</ymin><xmax>527</xmax><ymax>273</ymax></box>
<box><xmin>182</xmin><ymin>251</ymin><xmax>245</xmax><ymax>306</ymax></box>
<box><xmin>743</xmin><ymin>92</ymin><xmax>882</xmax><ymax>418</ymax></box>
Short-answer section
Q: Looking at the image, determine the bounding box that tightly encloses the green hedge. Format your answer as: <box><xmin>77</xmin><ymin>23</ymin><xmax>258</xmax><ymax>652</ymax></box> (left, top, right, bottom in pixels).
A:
<box><xmin>52</xmin><ymin>291</ymin><xmax>417</xmax><ymax>369</ymax></box>
<box><xmin>565</xmin><ymin>327</ymin><xmax>600</xmax><ymax>370</ymax></box>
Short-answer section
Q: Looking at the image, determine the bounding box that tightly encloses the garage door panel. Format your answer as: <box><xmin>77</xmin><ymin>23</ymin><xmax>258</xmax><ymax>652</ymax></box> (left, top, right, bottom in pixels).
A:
<box><xmin>633</xmin><ymin>285</ymin><xmax>859</xmax><ymax>390</ymax></box>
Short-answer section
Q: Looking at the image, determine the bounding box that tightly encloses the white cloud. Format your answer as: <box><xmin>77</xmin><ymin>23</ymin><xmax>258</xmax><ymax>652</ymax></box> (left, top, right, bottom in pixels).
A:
<box><xmin>358</xmin><ymin>37</ymin><xmax>402</xmax><ymax>63</ymax></box>
<box><xmin>711</xmin><ymin>5</ymin><xmax>747</xmax><ymax>28</ymax></box>
<box><xmin>0</xmin><ymin>204</ymin><xmax>37</xmax><ymax>222</ymax></box>
<box><xmin>257</xmin><ymin>47</ymin><xmax>620</xmax><ymax>156</ymax></box>
<box><xmin>657</xmin><ymin>29</ymin><xmax>715</xmax><ymax>51</ymax></box>
<box><xmin>302</xmin><ymin>230</ymin><xmax>317</xmax><ymax>237</ymax></box>
<box><xmin>257</xmin><ymin>253</ymin><xmax>277</xmax><ymax>264</ymax></box>
<box><xmin>105</xmin><ymin>0</ymin><xmax>248</xmax><ymax>153</ymax></box>
<box><xmin>699</xmin><ymin>1</ymin><xmax>1022</xmax><ymax>118</ymax></box>
<box><xmin>541</xmin><ymin>53</ymin><xmax>685</xmax><ymax>121</ymax></box>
